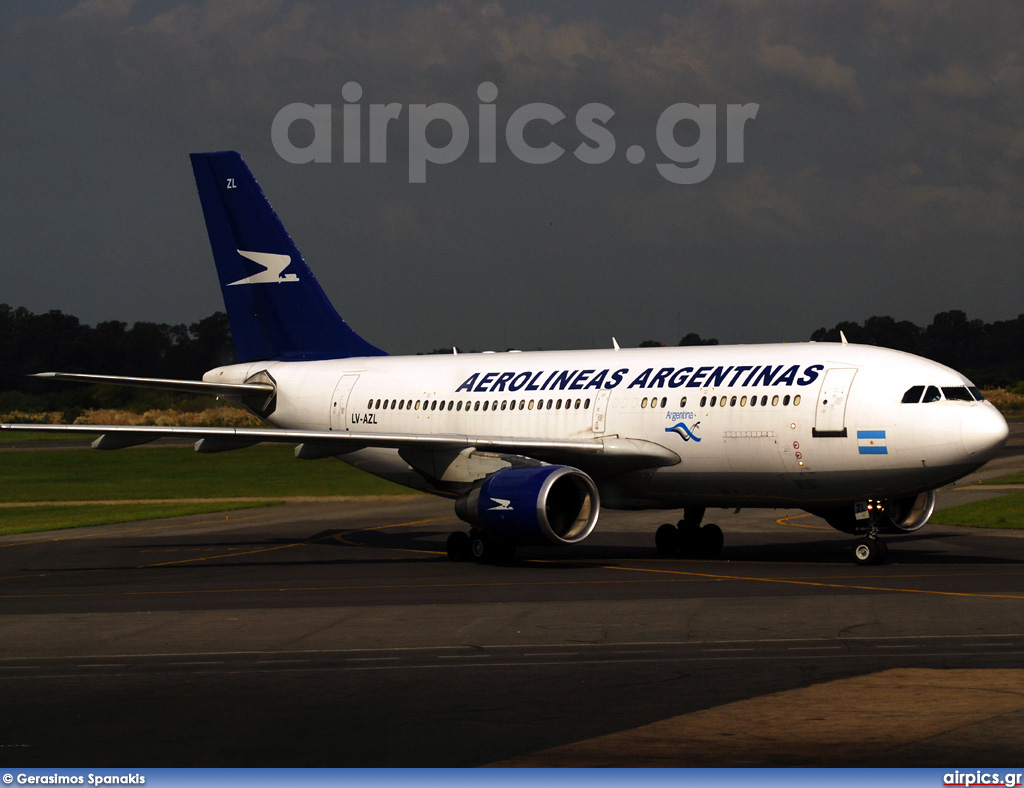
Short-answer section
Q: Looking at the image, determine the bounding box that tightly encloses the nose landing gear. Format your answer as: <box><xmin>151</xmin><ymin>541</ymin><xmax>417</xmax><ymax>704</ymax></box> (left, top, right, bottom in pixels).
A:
<box><xmin>852</xmin><ymin>536</ymin><xmax>888</xmax><ymax>566</ymax></box>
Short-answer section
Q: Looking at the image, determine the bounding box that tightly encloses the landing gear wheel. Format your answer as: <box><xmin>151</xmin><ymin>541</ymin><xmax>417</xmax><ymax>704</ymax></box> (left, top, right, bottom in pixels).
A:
<box><xmin>470</xmin><ymin>533</ymin><xmax>489</xmax><ymax>561</ymax></box>
<box><xmin>699</xmin><ymin>523</ymin><xmax>724</xmax><ymax>557</ymax></box>
<box><xmin>469</xmin><ymin>532</ymin><xmax>516</xmax><ymax>564</ymax></box>
<box><xmin>446</xmin><ymin>531</ymin><xmax>471</xmax><ymax>561</ymax></box>
<box><xmin>852</xmin><ymin>537</ymin><xmax>887</xmax><ymax>566</ymax></box>
<box><xmin>655</xmin><ymin>523</ymin><xmax>679</xmax><ymax>554</ymax></box>
<box><xmin>676</xmin><ymin>520</ymin><xmax>702</xmax><ymax>555</ymax></box>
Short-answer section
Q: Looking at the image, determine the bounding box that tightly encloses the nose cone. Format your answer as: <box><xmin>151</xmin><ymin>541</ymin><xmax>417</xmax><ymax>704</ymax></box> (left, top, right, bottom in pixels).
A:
<box><xmin>961</xmin><ymin>404</ymin><xmax>1009</xmax><ymax>460</ymax></box>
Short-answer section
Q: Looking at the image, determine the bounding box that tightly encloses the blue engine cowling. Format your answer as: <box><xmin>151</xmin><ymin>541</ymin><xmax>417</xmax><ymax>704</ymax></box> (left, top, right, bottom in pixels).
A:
<box><xmin>454</xmin><ymin>465</ymin><xmax>600</xmax><ymax>547</ymax></box>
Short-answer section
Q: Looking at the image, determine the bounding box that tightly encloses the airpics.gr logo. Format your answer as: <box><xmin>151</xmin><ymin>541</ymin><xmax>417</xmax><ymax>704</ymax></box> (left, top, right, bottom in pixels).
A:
<box><xmin>271</xmin><ymin>81</ymin><xmax>759</xmax><ymax>184</ymax></box>
<box><xmin>665</xmin><ymin>420</ymin><xmax>701</xmax><ymax>443</ymax></box>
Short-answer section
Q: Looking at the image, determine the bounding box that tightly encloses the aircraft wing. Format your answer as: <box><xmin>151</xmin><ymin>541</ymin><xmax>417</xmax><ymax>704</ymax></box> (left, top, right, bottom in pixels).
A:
<box><xmin>0</xmin><ymin>422</ymin><xmax>678</xmax><ymax>471</ymax></box>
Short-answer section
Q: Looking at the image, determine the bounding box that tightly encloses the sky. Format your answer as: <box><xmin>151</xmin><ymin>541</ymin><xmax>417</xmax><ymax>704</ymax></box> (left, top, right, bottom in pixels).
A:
<box><xmin>1</xmin><ymin>0</ymin><xmax>1022</xmax><ymax>355</ymax></box>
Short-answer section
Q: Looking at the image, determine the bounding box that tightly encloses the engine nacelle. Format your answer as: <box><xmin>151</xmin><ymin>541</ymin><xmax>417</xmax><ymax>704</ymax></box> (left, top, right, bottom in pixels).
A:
<box><xmin>809</xmin><ymin>489</ymin><xmax>937</xmax><ymax>534</ymax></box>
<box><xmin>881</xmin><ymin>490</ymin><xmax>936</xmax><ymax>533</ymax></box>
<box><xmin>454</xmin><ymin>465</ymin><xmax>600</xmax><ymax>547</ymax></box>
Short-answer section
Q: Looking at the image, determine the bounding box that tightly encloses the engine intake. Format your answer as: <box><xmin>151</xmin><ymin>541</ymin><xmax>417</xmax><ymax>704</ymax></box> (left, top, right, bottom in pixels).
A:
<box><xmin>455</xmin><ymin>465</ymin><xmax>600</xmax><ymax>547</ymax></box>
<box><xmin>809</xmin><ymin>489</ymin><xmax>937</xmax><ymax>534</ymax></box>
<box><xmin>881</xmin><ymin>490</ymin><xmax>936</xmax><ymax>533</ymax></box>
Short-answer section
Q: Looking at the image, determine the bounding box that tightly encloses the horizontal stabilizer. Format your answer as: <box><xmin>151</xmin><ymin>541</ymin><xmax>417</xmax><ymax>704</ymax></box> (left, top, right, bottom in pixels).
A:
<box><xmin>32</xmin><ymin>372</ymin><xmax>275</xmax><ymax>399</ymax></box>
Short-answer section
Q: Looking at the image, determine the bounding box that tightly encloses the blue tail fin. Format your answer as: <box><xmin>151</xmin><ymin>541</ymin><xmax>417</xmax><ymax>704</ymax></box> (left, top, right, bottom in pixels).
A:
<box><xmin>190</xmin><ymin>151</ymin><xmax>386</xmax><ymax>362</ymax></box>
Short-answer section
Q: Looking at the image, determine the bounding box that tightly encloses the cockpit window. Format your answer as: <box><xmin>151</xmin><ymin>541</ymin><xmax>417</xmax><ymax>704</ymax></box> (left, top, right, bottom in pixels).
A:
<box><xmin>942</xmin><ymin>386</ymin><xmax>973</xmax><ymax>402</ymax></box>
<box><xmin>901</xmin><ymin>385</ymin><xmax>924</xmax><ymax>404</ymax></box>
<box><xmin>923</xmin><ymin>385</ymin><xmax>942</xmax><ymax>403</ymax></box>
<box><xmin>968</xmin><ymin>386</ymin><xmax>984</xmax><ymax>401</ymax></box>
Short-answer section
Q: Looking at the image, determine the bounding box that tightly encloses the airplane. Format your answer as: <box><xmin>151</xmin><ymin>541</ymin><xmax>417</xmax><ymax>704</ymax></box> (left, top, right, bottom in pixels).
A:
<box><xmin>1</xmin><ymin>151</ymin><xmax>1009</xmax><ymax>566</ymax></box>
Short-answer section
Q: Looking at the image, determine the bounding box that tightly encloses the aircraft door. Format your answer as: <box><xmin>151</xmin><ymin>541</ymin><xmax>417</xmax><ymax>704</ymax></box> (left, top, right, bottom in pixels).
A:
<box><xmin>330</xmin><ymin>374</ymin><xmax>360</xmax><ymax>431</ymax></box>
<box><xmin>813</xmin><ymin>368</ymin><xmax>857</xmax><ymax>437</ymax></box>
<box><xmin>592</xmin><ymin>389</ymin><xmax>610</xmax><ymax>434</ymax></box>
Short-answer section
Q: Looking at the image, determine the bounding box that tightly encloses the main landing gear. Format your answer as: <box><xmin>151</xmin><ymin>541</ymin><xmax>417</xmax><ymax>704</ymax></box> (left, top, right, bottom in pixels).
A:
<box><xmin>655</xmin><ymin>507</ymin><xmax>724</xmax><ymax>558</ymax></box>
<box><xmin>446</xmin><ymin>529</ymin><xmax>516</xmax><ymax>563</ymax></box>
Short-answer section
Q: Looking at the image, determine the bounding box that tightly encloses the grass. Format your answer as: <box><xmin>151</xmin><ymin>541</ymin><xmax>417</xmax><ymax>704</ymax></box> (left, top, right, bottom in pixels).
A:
<box><xmin>982</xmin><ymin>472</ymin><xmax>1024</xmax><ymax>485</ymax></box>
<box><xmin>0</xmin><ymin>431</ymin><xmax>91</xmax><ymax>443</ymax></box>
<box><xmin>0</xmin><ymin>444</ymin><xmax>416</xmax><ymax>503</ymax></box>
<box><xmin>0</xmin><ymin>501</ymin><xmax>279</xmax><ymax>536</ymax></box>
<box><xmin>933</xmin><ymin>492</ymin><xmax>1024</xmax><ymax>530</ymax></box>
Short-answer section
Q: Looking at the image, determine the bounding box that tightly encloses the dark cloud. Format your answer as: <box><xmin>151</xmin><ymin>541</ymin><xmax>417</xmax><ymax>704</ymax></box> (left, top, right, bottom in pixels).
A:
<box><xmin>1</xmin><ymin>0</ymin><xmax>1021</xmax><ymax>354</ymax></box>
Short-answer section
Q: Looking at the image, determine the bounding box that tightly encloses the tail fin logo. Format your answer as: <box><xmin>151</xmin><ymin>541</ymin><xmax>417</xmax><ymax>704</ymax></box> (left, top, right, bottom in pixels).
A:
<box><xmin>228</xmin><ymin>250</ymin><xmax>300</xmax><ymax>286</ymax></box>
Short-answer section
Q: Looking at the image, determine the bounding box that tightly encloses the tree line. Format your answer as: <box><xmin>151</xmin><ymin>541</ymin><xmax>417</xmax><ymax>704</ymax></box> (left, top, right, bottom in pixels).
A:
<box><xmin>1</xmin><ymin>304</ymin><xmax>1020</xmax><ymax>413</ymax></box>
<box><xmin>0</xmin><ymin>305</ymin><xmax>235</xmax><ymax>412</ymax></box>
<box><xmin>644</xmin><ymin>312</ymin><xmax>1023</xmax><ymax>387</ymax></box>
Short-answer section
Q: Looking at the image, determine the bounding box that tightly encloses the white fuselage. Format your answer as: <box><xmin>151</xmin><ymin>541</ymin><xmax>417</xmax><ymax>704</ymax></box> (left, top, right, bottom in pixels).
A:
<box><xmin>204</xmin><ymin>342</ymin><xmax>1008</xmax><ymax>511</ymax></box>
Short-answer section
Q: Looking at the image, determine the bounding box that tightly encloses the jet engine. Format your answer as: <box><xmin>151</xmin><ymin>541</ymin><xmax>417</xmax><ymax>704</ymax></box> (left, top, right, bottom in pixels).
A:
<box><xmin>880</xmin><ymin>490</ymin><xmax>937</xmax><ymax>533</ymax></box>
<box><xmin>454</xmin><ymin>465</ymin><xmax>600</xmax><ymax>548</ymax></box>
<box><xmin>809</xmin><ymin>489</ymin><xmax>937</xmax><ymax>534</ymax></box>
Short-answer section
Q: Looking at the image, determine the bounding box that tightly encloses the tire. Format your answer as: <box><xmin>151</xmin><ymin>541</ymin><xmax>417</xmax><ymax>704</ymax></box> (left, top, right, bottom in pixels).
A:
<box><xmin>446</xmin><ymin>531</ymin><xmax>471</xmax><ymax>561</ymax></box>
<box><xmin>699</xmin><ymin>523</ymin><xmax>724</xmax><ymax>557</ymax></box>
<box><xmin>469</xmin><ymin>533</ymin><xmax>514</xmax><ymax>563</ymax></box>
<box><xmin>655</xmin><ymin>523</ymin><xmax>679</xmax><ymax>554</ymax></box>
<box><xmin>676</xmin><ymin>520</ymin><xmax>701</xmax><ymax>554</ymax></box>
<box><xmin>852</xmin><ymin>538</ymin><xmax>886</xmax><ymax>566</ymax></box>
<box><xmin>470</xmin><ymin>534</ymin><xmax>489</xmax><ymax>562</ymax></box>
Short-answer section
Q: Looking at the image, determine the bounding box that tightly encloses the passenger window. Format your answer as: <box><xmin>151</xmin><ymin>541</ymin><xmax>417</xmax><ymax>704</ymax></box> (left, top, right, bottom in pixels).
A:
<box><xmin>901</xmin><ymin>386</ymin><xmax>924</xmax><ymax>404</ymax></box>
<box><xmin>720</xmin><ymin>397</ymin><xmax>727</xmax><ymax>408</ymax></box>
<box><xmin>771</xmin><ymin>395</ymin><xmax>779</xmax><ymax>406</ymax></box>
<box><xmin>709</xmin><ymin>396</ymin><xmax>716</xmax><ymax>407</ymax></box>
<box><xmin>730</xmin><ymin>396</ymin><xmax>737</xmax><ymax>406</ymax></box>
<box><xmin>942</xmin><ymin>386</ymin><xmax>973</xmax><ymax>402</ymax></box>
<box><xmin>794</xmin><ymin>395</ymin><xmax>801</xmax><ymax>406</ymax></box>
<box><xmin>783</xmin><ymin>395</ymin><xmax>790</xmax><ymax>406</ymax></box>
<box><xmin>680</xmin><ymin>397</ymin><xmax>687</xmax><ymax>408</ymax></box>
<box><xmin>701</xmin><ymin>396</ymin><xmax>708</xmax><ymax>407</ymax></box>
<box><xmin>923</xmin><ymin>386</ymin><xmax>941</xmax><ymax>403</ymax></box>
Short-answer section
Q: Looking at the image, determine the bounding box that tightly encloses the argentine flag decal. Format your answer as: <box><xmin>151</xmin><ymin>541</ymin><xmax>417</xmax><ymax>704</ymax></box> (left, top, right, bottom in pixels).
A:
<box><xmin>858</xmin><ymin>430</ymin><xmax>888</xmax><ymax>455</ymax></box>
